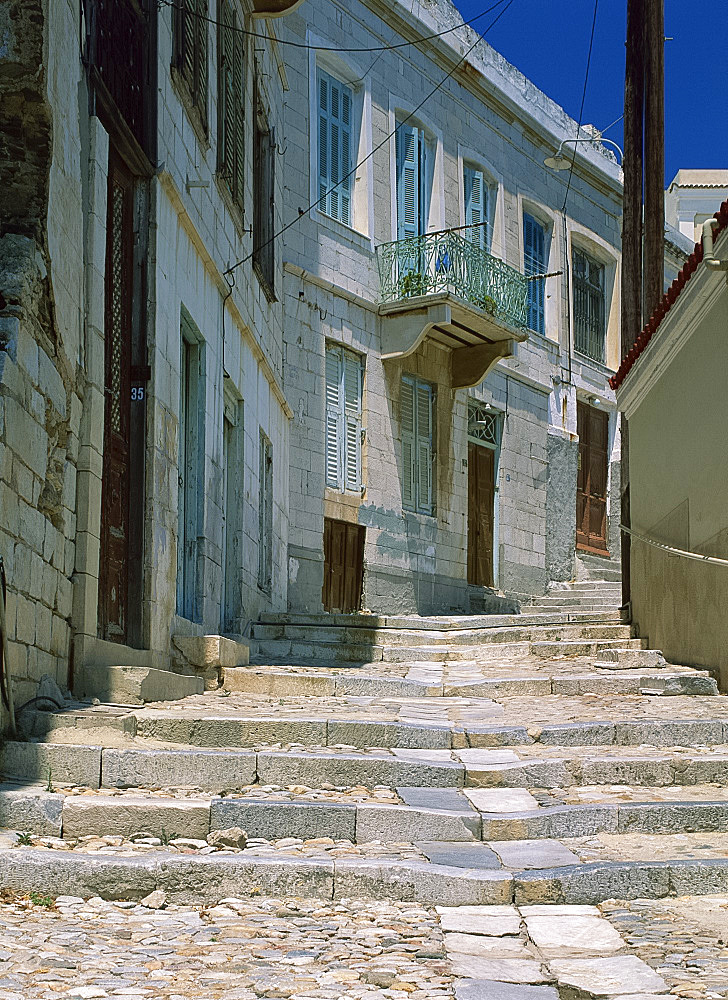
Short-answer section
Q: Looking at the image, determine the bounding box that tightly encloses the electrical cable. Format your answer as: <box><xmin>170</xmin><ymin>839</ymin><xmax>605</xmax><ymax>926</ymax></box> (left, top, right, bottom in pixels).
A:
<box><xmin>158</xmin><ymin>0</ymin><xmax>507</xmax><ymax>53</ymax></box>
<box><xmin>223</xmin><ymin>0</ymin><xmax>515</xmax><ymax>278</ymax></box>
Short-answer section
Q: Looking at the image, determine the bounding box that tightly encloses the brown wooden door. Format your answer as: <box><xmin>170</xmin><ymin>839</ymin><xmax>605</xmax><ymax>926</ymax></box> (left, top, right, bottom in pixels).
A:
<box><xmin>576</xmin><ymin>401</ymin><xmax>609</xmax><ymax>553</ymax></box>
<box><xmin>467</xmin><ymin>443</ymin><xmax>495</xmax><ymax>587</ymax></box>
<box><xmin>323</xmin><ymin>518</ymin><xmax>365</xmax><ymax>613</ymax></box>
<box><xmin>99</xmin><ymin>155</ymin><xmax>134</xmax><ymax>643</ymax></box>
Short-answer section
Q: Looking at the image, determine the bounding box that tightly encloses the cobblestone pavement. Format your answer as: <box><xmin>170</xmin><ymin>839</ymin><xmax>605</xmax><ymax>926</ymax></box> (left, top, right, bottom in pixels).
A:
<box><xmin>0</xmin><ymin>894</ymin><xmax>453</xmax><ymax>999</ymax></box>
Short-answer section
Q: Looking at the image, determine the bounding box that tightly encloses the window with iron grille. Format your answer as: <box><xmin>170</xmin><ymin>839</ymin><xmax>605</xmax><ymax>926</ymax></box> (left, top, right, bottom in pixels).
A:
<box><xmin>218</xmin><ymin>0</ymin><xmax>245</xmax><ymax>211</ymax></box>
<box><xmin>253</xmin><ymin>84</ymin><xmax>276</xmax><ymax>300</ymax></box>
<box><xmin>573</xmin><ymin>247</ymin><xmax>606</xmax><ymax>363</ymax></box>
<box><xmin>172</xmin><ymin>0</ymin><xmax>208</xmax><ymax>127</ymax></box>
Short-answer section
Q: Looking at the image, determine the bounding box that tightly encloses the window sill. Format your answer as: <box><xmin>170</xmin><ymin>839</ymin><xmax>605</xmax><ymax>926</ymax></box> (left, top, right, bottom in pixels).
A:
<box><xmin>573</xmin><ymin>350</ymin><xmax>616</xmax><ymax>378</ymax></box>
<box><xmin>215</xmin><ymin>172</ymin><xmax>247</xmax><ymax>239</ymax></box>
<box><xmin>314</xmin><ymin>209</ymin><xmax>373</xmax><ymax>253</ymax></box>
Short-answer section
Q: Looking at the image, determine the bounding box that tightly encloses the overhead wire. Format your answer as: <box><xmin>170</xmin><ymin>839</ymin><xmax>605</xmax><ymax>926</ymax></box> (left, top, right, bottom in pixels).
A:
<box><xmin>223</xmin><ymin>0</ymin><xmax>515</xmax><ymax>278</ymax></box>
<box><xmin>158</xmin><ymin>0</ymin><xmax>508</xmax><ymax>53</ymax></box>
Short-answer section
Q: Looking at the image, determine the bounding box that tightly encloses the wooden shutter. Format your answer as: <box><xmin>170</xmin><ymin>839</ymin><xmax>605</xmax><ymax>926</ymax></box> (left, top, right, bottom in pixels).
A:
<box><xmin>415</xmin><ymin>381</ymin><xmax>434</xmax><ymax>514</ymax></box>
<box><xmin>325</xmin><ymin>346</ymin><xmax>343</xmax><ymax>489</ymax></box>
<box><xmin>232</xmin><ymin>16</ymin><xmax>245</xmax><ymax>207</ymax></box>
<box><xmin>317</xmin><ymin>70</ymin><xmax>352</xmax><ymax>224</ymax></box>
<box><xmin>343</xmin><ymin>351</ymin><xmax>362</xmax><ymax>492</ymax></box>
<box><xmin>523</xmin><ymin>213</ymin><xmax>545</xmax><ymax>334</ymax></box>
<box><xmin>195</xmin><ymin>0</ymin><xmax>207</xmax><ymax>124</ymax></box>
<box><xmin>464</xmin><ymin>166</ymin><xmax>486</xmax><ymax>249</ymax></box>
<box><xmin>397</xmin><ymin>125</ymin><xmax>421</xmax><ymax>241</ymax></box>
<box><xmin>401</xmin><ymin>376</ymin><xmax>416</xmax><ymax>510</ymax></box>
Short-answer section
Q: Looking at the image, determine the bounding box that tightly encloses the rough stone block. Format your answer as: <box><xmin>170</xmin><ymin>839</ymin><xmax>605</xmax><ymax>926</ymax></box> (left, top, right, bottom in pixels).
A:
<box><xmin>135</xmin><ymin>714</ymin><xmax>328</xmax><ymax>748</ymax></box>
<box><xmin>444</xmin><ymin>932</ymin><xmax>532</xmax><ymax>957</ymax></box>
<box><xmin>465</xmin><ymin>789</ymin><xmax>539</xmax><ymax>813</ymax></box>
<box><xmin>437</xmin><ymin>904</ymin><xmax>521</xmax><ymax>936</ymax></box>
<box><xmin>158</xmin><ymin>854</ymin><xmax>334</xmax><ymax>905</ymax></box>
<box><xmin>455</xmin><ymin>983</ymin><xmax>559</xmax><ymax>1000</ymax></box>
<box><xmin>62</xmin><ymin>794</ymin><xmax>211</xmax><ymax>840</ymax></box>
<box><xmin>223</xmin><ymin>670</ymin><xmax>335</xmax><ymax>697</ymax></box>
<box><xmin>210</xmin><ymin>797</ymin><xmax>356</xmax><ymax>842</ymax></box>
<box><xmin>174</xmin><ymin>634</ymin><xmax>250</xmax><ymax>669</ymax></box>
<box><xmin>490</xmin><ymin>839</ymin><xmax>581</xmax><ymax>870</ymax></box>
<box><xmin>327</xmin><ymin>719</ymin><xmax>452</xmax><ymax>749</ymax></box>
<box><xmin>333</xmin><ymin>857</ymin><xmax>512</xmax><ymax>905</ymax></box>
<box><xmin>514</xmin><ymin>861</ymin><xmax>672</xmax><ymax>906</ymax></box>
<box><xmin>537</xmin><ymin>723</ymin><xmax>615</xmax><ymax>746</ymax></box>
<box><xmin>257</xmin><ymin>751</ymin><xmax>462</xmax><ymax>789</ymax></box>
<box><xmin>618</xmin><ymin>801</ymin><xmax>728</xmax><ymax>834</ymax></box>
<box><xmin>449</xmin><ymin>957</ymin><xmax>548</xmax><ymax>982</ymax></box>
<box><xmin>101</xmin><ymin>748</ymin><xmax>257</xmax><ymax>793</ymax></box>
<box><xmin>465</xmin><ymin>727</ymin><xmax>533</xmax><ymax>747</ymax></box>
<box><xmin>357</xmin><ymin>804</ymin><xmax>480</xmax><ymax>843</ymax></box>
<box><xmin>1</xmin><ymin>741</ymin><xmax>101</xmax><ymax>788</ymax></box>
<box><xmin>615</xmin><ymin>720</ymin><xmax>724</xmax><ymax>746</ymax></box>
<box><xmin>481</xmin><ymin>805</ymin><xmax>619</xmax><ymax>841</ymax></box>
<box><xmin>81</xmin><ymin>665</ymin><xmax>203</xmax><ymax>706</ymax></box>
<box><xmin>0</xmin><ymin>786</ymin><xmax>63</xmax><ymax>835</ymax></box>
<box><xmin>522</xmin><ymin>909</ymin><xmax>624</xmax><ymax>955</ymax></box>
<box><xmin>549</xmin><ymin>956</ymin><xmax>667</xmax><ymax>995</ymax></box>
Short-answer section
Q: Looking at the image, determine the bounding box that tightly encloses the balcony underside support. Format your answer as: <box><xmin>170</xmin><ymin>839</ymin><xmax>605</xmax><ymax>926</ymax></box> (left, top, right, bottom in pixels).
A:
<box><xmin>380</xmin><ymin>302</ymin><xmax>452</xmax><ymax>360</ymax></box>
<box><xmin>451</xmin><ymin>340</ymin><xmax>514</xmax><ymax>389</ymax></box>
<box><xmin>251</xmin><ymin>0</ymin><xmax>305</xmax><ymax>16</ymax></box>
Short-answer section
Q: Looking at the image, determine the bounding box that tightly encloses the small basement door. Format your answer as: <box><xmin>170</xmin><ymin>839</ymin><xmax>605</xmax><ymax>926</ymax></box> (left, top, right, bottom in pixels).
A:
<box><xmin>576</xmin><ymin>400</ymin><xmax>609</xmax><ymax>553</ymax></box>
<box><xmin>467</xmin><ymin>442</ymin><xmax>495</xmax><ymax>588</ymax></box>
<box><xmin>322</xmin><ymin>518</ymin><xmax>365</xmax><ymax>613</ymax></box>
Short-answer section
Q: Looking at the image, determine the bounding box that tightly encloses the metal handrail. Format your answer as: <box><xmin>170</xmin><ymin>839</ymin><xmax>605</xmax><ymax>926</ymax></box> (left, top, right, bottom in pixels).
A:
<box><xmin>375</xmin><ymin>230</ymin><xmax>528</xmax><ymax>329</ymax></box>
<box><xmin>621</xmin><ymin>524</ymin><xmax>728</xmax><ymax>568</ymax></box>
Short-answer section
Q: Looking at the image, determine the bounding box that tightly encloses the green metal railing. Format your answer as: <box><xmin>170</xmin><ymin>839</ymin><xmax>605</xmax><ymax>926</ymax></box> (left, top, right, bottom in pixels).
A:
<box><xmin>376</xmin><ymin>230</ymin><xmax>528</xmax><ymax>328</ymax></box>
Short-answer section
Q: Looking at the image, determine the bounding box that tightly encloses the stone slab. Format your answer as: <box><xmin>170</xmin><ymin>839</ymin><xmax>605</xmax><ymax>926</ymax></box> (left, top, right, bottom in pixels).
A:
<box><xmin>445</xmin><ymin>933</ymin><xmax>532</xmax><ymax>957</ymax></box>
<box><xmin>327</xmin><ymin>719</ymin><xmax>452</xmax><ymax>749</ymax></box>
<box><xmin>257</xmin><ymin>751</ymin><xmax>463</xmax><ymax>788</ymax></box>
<box><xmin>465</xmin><ymin>789</ymin><xmax>540</xmax><ymax>813</ymax></box>
<box><xmin>416</xmin><ymin>843</ymin><xmax>502</xmax><ymax>870</ymax></box>
<box><xmin>357</xmin><ymin>804</ymin><xmax>480</xmax><ymax>842</ymax></box>
<box><xmin>523</xmin><ymin>911</ymin><xmax>624</xmax><ymax>954</ymax></box>
<box><xmin>62</xmin><ymin>794</ymin><xmax>211</xmax><ymax>840</ymax></box>
<box><xmin>549</xmin><ymin>956</ymin><xmax>667</xmax><ymax>995</ymax></box>
<box><xmin>0</xmin><ymin>786</ymin><xmax>63</xmax><ymax>835</ymax></box>
<box><xmin>210</xmin><ymin>797</ymin><xmax>356</xmax><ymax>842</ymax></box>
<box><xmin>481</xmin><ymin>805</ymin><xmax>618</xmax><ymax>842</ymax></box>
<box><xmin>81</xmin><ymin>665</ymin><xmax>203</xmax><ymax>705</ymax></box>
<box><xmin>398</xmin><ymin>787</ymin><xmax>475</xmax><ymax>811</ymax></box>
<box><xmin>134</xmin><ymin>713</ymin><xmax>328</xmax><ymax>748</ymax></box>
<box><xmin>490</xmin><ymin>839</ymin><xmax>581</xmax><ymax>870</ymax></box>
<box><xmin>102</xmin><ymin>748</ymin><xmax>257</xmax><ymax>793</ymax></box>
<box><xmin>450</xmin><ymin>957</ymin><xmax>547</xmax><ymax>983</ymax></box>
<box><xmin>455</xmin><ymin>750</ymin><xmax>521</xmax><ymax>766</ymax></box>
<box><xmin>437</xmin><ymin>905</ymin><xmax>522</xmax><ymax>936</ymax></box>
<box><xmin>1</xmin><ymin>742</ymin><xmax>101</xmax><ymax>789</ymax></box>
<box><xmin>455</xmin><ymin>982</ymin><xmax>559</xmax><ymax>1000</ymax></box>
<box><xmin>333</xmin><ymin>858</ymin><xmax>513</xmax><ymax>905</ymax></box>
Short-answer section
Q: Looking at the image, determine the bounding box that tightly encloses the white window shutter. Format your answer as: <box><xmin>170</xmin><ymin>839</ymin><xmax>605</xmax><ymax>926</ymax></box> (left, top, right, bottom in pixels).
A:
<box><xmin>318</xmin><ymin>71</ymin><xmax>329</xmax><ymax>213</ymax></box>
<box><xmin>415</xmin><ymin>382</ymin><xmax>433</xmax><ymax>514</ymax></box>
<box><xmin>400</xmin><ymin>377</ymin><xmax>416</xmax><ymax>510</ymax></box>
<box><xmin>397</xmin><ymin>125</ymin><xmax>420</xmax><ymax>241</ymax></box>
<box><xmin>465</xmin><ymin>166</ymin><xmax>486</xmax><ymax>249</ymax></box>
<box><xmin>325</xmin><ymin>346</ymin><xmax>343</xmax><ymax>489</ymax></box>
<box><xmin>343</xmin><ymin>351</ymin><xmax>362</xmax><ymax>492</ymax></box>
<box><xmin>340</xmin><ymin>88</ymin><xmax>351</xmax><ymax>226</ymax></box>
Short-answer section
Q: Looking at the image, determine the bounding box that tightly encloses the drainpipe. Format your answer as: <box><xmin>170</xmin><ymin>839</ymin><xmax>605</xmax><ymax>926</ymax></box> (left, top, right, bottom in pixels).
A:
<box><xmin>701</xmin><ymin>219</ymin><xmax>728</xmax><ymax>272</ymax></box>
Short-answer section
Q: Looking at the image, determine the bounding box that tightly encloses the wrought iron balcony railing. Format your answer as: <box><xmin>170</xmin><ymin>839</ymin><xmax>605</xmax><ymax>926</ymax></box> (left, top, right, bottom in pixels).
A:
<box><xmin>376</xmin><ymin>230</ymin><xmax>528</xmax><ymax>329</ymax></box>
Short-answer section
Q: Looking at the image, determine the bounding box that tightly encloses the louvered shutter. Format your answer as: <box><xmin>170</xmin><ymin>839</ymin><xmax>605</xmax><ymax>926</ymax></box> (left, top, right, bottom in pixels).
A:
<box><xmin>195</xmin><ymin>0</ymin><xmax>207</xmax><ymax>123</ymax></box>
<box><xmin>325</xmin><ymin>347</ymin><xmax>343</xmax><ymax>489</ymax></box>
<box><xmin>465</xmin><ymin>166</ymin><xmax>485</xmax><ymax>250</ymax></box>
<box><xmin>318</xmin><ymin>72</ymin><xmax>329</xmax><ymax>213</ymax></box>
<box><xmin>219</xmin><ymin>3</ymin><xmax>233</xmax><ymax>187</ymax></box>
<box><xmin>340</xmin><ymin>87</ymin><xmax>351</xmax><ymax>225</ymax></box>
<box><xmin>232</xmin><ymin>16</ymin><xmax>245</xmax><ymax>206</ymax></box>
<box><xmin>396</xmin><ymin>125</ymin><xmax>421</xmax><ymax>241</ymax></box>
<box><xmin>523</xmin><ymin>213</ymin><xmax>545</xmax><ymax>334</ymax></box>
<box><xmin>415</xmin><ymin>382</ymin><xmax>434</xmax><ymax>514</ymax></box>
<box><xmin>401</xmin><ymin>377</ymin><xmax>416</xmax><ymax>510</ymax></box>
<box><xmin>317</xmin><ymin>70</ymin><xmax>352</xmax><ymax>224</ymax></box>
<box><xmin>343</xmin><ymin>351</ymin><xmax>362</xmax><ymax>492</ymax></box>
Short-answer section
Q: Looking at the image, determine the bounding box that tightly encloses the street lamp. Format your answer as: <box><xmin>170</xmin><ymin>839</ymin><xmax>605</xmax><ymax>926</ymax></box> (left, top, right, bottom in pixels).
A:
<box><xmin>544</xmin><ymin>136</ymin><xmax>624</xmax><ymax>171</ymax></box>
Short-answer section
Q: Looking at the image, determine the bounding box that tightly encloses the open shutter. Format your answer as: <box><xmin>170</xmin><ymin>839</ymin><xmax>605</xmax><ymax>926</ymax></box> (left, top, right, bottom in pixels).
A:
<box><xmin>343</xmin><ymin>351</ymin><xmax>362</xmax><ymax>492</ymax></box>
<box><xmin>340</xmin><ymin>86</ymin><xmax>351</xmax><ymax>226</ymax></box>
<box><xmin>318</xmin><ymin>71</ymin><xmax>329</xmax><ymax>214</ymax></box>
<box><xmin>329</xmin><ymin>79</ymin><xmax>341</xmax><ymax>221</ymax></box>
<box><xmin>401</xmin><ymin>377</ymin><xmax>416</xmax><ymax>510</ymax></box>
<box><xmin>465</xmin><ymin>166</ymin><xmax>485</xmax><ymax>250</ymax></box>
<box><xmin>397</xmin><ymin>125</ymin><xmax>420</xmax><ymax>241</ymax></box>
<box><xmin>415</xmin><ymin>382</ymin><xmax>434</xmax><ymax>514</ymax></box>
<box><xmin>325</xmin><ymin>347</ymin><xmax>343</xmax><ymax>489</ymax></box>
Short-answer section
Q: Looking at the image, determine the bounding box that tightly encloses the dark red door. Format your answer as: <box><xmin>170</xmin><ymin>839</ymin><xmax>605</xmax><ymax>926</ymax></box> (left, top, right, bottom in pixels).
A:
<box><xmin>576</xmin><ymin>401</ymin><xmax>609</xmax><ymax>553</ymax></box>
<box><xmin>468</xmin><ymin>443</ymin><xmax>495</xmax><ymax>587</ymax></box>
<box><xmin>322</xmin><ymin>518</ymin><xmax>365</xmax><ymax>613</ymax></box>
<box><xmin>99</xmin><ymin>155</ymin><xmax>134</xmax><ymax>642</ymax></box>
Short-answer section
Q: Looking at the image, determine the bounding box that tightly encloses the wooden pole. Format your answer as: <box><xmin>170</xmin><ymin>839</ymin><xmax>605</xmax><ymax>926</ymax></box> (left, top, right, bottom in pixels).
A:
<box><xmin>644</xmin><ymin>0</ymin><xmax>665</xmax><ymax>319</ymax></box>
<box><xmin>620</xmin><ymin>0</ymin><xmax>646</xmax><ymax>610</ymax></box>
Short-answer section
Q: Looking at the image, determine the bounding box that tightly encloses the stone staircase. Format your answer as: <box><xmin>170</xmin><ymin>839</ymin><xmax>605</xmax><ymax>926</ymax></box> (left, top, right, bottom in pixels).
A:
<box><xmin>1</xmin><ymin>590</ymin><xmax>727</xmax><ymax>908</ymax></box>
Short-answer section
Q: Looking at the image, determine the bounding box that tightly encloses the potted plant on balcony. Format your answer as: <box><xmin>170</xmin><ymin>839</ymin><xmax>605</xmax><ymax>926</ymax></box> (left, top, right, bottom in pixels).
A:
<box><xmin>477</xmin><ymin>293</ymin><xmax>497</xmax><ymax>315</ymax></box>
<box><xmin>399</xmin><ymin>269</ymin><xmax>428</xmax><ymax>298</ymax></box>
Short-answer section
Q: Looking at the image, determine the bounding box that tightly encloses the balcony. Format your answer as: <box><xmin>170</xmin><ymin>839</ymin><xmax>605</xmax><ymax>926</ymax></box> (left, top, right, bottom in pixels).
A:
<box><xmin>376</xmin><ymin>230</ymin><xmax>529</xmax><ymax>388</ymax></box>
<box><xmin>251</xmin><ymin>0</ymin><xmax>305</xmax><ymax>16</ymax></box>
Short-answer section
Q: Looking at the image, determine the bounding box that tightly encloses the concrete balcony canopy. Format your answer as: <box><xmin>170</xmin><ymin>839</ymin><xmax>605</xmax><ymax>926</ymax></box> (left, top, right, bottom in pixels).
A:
<box><xmin>376</xmin><ymin>230</ymin><xmax>529</xmax><ymax>388</ymax></box>
<box><xmin>251</xmin><ymin>0</ymin><xmax>305</xmax><ymax>17</ymax></box>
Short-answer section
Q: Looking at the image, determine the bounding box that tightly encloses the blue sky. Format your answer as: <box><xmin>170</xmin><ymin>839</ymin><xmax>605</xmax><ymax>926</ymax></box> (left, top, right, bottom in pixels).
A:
<box><xmin>455</xmin><ymin>0</ymin><xmax>728</xmax><ymax>187</ymax></box>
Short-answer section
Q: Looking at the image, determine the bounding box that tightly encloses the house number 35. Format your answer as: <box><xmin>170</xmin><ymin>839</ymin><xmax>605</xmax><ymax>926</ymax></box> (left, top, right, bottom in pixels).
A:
<box><xmin>131</xmin><ymin>386</ymin><xmax>145</xmax><ymax>401</ymax></box>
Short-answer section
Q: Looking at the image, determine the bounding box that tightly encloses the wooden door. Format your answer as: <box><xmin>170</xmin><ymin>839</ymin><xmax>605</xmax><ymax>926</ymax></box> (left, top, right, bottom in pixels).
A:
<box><xmin>467</xmin><ymin>443</ymin><xmax>495</xmax><ymax>587</ymax></box>
<box><xmin>322</xmin><ymin>518</ymin><xmax>365</xmax><ymax>613</ymax></box>
<box><xmin>576</xmin><ymin>401</ymin><xmax>609</xmax><ymax>553</ymax></box>
<box><xmin>99</xmin><ymin>156</ymin><xmax>134</xmax><ymax>642</ymax></box>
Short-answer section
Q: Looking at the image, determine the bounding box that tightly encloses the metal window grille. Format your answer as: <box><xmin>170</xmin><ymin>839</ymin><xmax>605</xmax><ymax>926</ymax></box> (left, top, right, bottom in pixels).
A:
<box><xmin>573</xmin><ymin>248</ymin><xmax>606</xmax><ymax>362</ymax></box>
<box><xmin>468</xmin><ymin>403</ymin><xmax>501</xmax><ymax>448</ymax></box>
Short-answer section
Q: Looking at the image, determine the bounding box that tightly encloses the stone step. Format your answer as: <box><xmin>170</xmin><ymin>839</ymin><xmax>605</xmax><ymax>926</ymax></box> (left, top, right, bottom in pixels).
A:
<box><xmin>557</xmin><ymin>580</ymin><xmax>623</xmax><ymax>592</ymax></box>
<box><xmin>594</xmin><ymin>648</ymin><xmax>666</xmax><ymax>669</ymax></box>
<box><xmin>531</xmin><ymin>597</ymin><xmax>621</xmax><ymax>609</ymax></box>
<box><xmin>256</xmin><ymin>611</ymin><xmax>625</xmax><ymax>630</ymax></box>
<box><xmin>251</xmin><ymin>623</ymin><xmax>636</xmax><ymax>646</ymax></box>
<box><xmin>224</xmin><ymin>666</ymin><xmax>717</xmax><ymax>700</ymax></box>
<box><xmin>78</xmin><ymin>665</ymin><xmax>203</xmax><ymax>706</ymax></box>
<box><xmin>1</xmin><ymin>840</ymin><xmax>728</xmax><ymax>907</ymax></box>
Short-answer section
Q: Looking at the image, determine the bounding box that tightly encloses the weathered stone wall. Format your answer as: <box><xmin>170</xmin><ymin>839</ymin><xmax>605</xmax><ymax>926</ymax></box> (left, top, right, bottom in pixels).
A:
<box><xmin>0</xmin><ymin>0</ymin><xmax>82</xmax><ymax>709</ymax></box>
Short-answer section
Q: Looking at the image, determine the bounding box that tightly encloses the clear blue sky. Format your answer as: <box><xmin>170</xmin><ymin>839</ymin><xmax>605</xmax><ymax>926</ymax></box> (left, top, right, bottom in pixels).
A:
<box><xmin>455</xmin><ymin>0</ymin><xmax>728</xmax><ymax>187</ymax></box>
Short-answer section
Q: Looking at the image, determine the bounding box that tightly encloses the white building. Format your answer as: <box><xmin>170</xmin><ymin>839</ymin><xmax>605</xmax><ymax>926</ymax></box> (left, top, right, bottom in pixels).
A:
<box><xmin>278</xmin><ymin>0</ymin><xmax>624</xmax><ymax>616</ymax></box>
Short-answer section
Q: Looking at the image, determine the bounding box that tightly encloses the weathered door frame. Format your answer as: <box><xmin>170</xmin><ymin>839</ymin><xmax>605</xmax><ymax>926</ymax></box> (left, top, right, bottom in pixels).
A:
<box><xmin>576</xmin><ymin>399</ymin><xmax>610</xmax><ymax>554</ymax></box>
<box><xmin>467</xmin><ymin>402</ymin><xmax>502</xmax><ymax>587</ymax></box>
<box><xmin>177</xmin><ymin>308</ymin><xmax>206</xmax><ymax>622</ymax></box>
<box><xmin>221</xmin><ymin>387</ymin><xmax>244</xmax><ymax>633</ymax></box>
<box><xmin>322</xmin><ymin>517</ymin><xmax>365</xmax><ymax>613</ymax></box>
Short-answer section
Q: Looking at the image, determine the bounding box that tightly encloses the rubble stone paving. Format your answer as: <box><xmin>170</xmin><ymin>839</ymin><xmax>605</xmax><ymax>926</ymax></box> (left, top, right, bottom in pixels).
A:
<box><xmin>0</xmin><ymin>894</ymin><xmax>454</xmax><ymax>999</ymax></box>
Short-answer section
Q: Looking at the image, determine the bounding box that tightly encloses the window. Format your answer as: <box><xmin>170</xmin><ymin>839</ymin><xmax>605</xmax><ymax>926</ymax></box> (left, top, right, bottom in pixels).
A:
<box><xmin>172</xmin><ymin>0</ymin><xmax>208</xmax><ymax>126</ymax></box>
<box><xmin>218</xmin><ymin>0</ymin><xmax>245</xmax><ymax>210</ymax></box>
<box><xmin>401</xmin><ymin>376</ymin><xmax>435</xmax><ymax>515</ymax></box>
<box><xmin>523</xmin><ymin>213</ymin><xmax>547</xmax><ymax>334</ymax></box>
<box><xmin>253</xmin><ymin>82</ymin><xmax>276</xmax><ymax>299</ymax></box>
<box><xmin>317</xmin><ymin>69</ymin><xmax>352</xmax><ymax>225</ymax></box>
<box><xmin>573</xmin><ymin>247</ymin><xmax>606</xmax><ymax>362</ymax></box>
<box><xmin>464</xmin><ymin>165</ymin><xmax>489</xmax><ymax>250</ymax></box>
<box><xmin>325</xmin><ymin>345</ymin><xmax>363</xmax><ymax>493</ymax></box>
<box><xmin>177</xmin><ymin>314</ymin><xmax>205</xmax><ymax>622</ymax></box>
<box><xmin>396</xmin><ymin>124</ymin><xmax>427</xmax><ymax>240</ymax></box>
<box><xmin>258</xmin><ymin>431</ymin><xmax>273</xmax><ymax>591</ymax></box>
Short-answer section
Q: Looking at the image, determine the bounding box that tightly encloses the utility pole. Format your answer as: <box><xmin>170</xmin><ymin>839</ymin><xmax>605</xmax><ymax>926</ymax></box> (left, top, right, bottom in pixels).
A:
<box><xmin>620</xmin><ymin>0</ymin><xmax>646</xmax><ymax>610</ymax></box>
<box><xmin>644</xmin><ymin>0</ymin><xmax>665</xmax><ymax>318</ymax></box>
